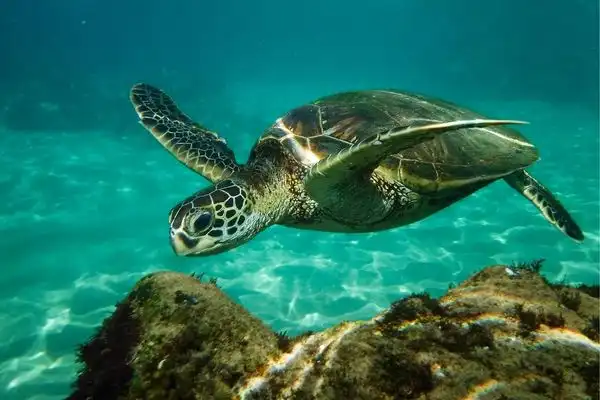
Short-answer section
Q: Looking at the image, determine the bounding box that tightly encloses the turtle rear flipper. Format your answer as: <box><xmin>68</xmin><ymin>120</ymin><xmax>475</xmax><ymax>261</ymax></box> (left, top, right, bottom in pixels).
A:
<box><xmin>130</xmin><ymin>83</ymin><xmax>240</xmax><ymax>183</ymax></box>
<box><xmin>304</xmin><ymin>119</ymin><xmax>528</xmax><ymax>224</ymax></box>
<box><xmin>505</xmin><ymin>169</ymin><xmax>584</xmax><ymax>242</ymax></box>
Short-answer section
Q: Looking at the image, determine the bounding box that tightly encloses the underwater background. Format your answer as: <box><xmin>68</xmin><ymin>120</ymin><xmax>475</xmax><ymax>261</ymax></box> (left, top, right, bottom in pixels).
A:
<box><xmin>0</xmin><ymin>0</ymin><xmax>598</xmax><ymax>398</ymax></box>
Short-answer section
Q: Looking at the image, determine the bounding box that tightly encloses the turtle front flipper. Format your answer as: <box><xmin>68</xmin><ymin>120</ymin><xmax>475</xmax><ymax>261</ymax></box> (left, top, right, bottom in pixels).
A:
<box><xmin>505</xmin><ymin>169</ymin><xmax>584</xmax><ymax>242</ymax></box>
<box><xmin>304</xmin><ymin>119</ymin><xmax>528</xmax><ymax>224</ymax></box>
<box><xmin>130</xmin><ymin>83</ymin><xmax>240</xmax><ymax>183</ymax></box>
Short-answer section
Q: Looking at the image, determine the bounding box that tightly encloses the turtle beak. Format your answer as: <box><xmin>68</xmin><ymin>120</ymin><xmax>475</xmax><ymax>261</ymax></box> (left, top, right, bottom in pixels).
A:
<box><xmin>169</xmin><ymin>229</ymin><xmax>225</xmax><ymax>256</ymax></box>
<box><xmin>170</xmin><ymin>230</ymin><xmax>198</xmax><ymax>256</ymax></box>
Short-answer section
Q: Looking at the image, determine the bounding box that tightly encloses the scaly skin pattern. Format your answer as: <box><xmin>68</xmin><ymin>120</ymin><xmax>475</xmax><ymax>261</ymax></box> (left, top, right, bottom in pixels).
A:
<box><xmin>241</xmin><ymin>137</ymin><xmax>479</xmax><ymax>234</ymax></box>
<box><xmin>130</xmin><ymin>84</ymin><xmax>584</xmax><ymax>257</ymax></box>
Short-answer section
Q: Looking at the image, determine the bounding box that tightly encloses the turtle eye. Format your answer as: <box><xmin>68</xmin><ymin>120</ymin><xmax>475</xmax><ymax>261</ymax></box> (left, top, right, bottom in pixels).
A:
<box><xmin>191</xmin><ymin>212</ymin><xmax>213</xmax><ymax>233</ymax></box>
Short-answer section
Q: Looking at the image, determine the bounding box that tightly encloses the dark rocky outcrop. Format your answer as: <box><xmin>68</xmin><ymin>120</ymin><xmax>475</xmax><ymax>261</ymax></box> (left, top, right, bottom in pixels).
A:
<box><xmin>68</xmin><ymin>261</ymin><xmax>600</xmax><ymax>400</ymax></box>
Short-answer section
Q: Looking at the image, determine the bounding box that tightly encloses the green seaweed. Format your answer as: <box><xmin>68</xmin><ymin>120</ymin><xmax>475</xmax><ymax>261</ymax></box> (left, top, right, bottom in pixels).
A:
<box><xmin>543</xmin><ymin>312</ymin><xmax>565</xmax><ymax>328</ymax></box>
<box><xmin>513</xmin><ymin>303</ymin><xmax>565</xmax><ymax>338</ymax></box>
<box><xmin>438</xmin><ymin>321</ymin><xmax>495</xmax><ymax>353</ymax></box>
<box><xmin>513</xmin><ymin>304</ymin><xmax>540</xmax><ymax>337</ymax></box>
<box><xmin>576</xmin><ymin>283</ymin><xmax>600</xmax><ymax>299</ymax></box>
<box><xmin>558</xmin><ymin>289</ymin><xmax>582</xmax><ymax>311</ymax></box>
<box><xmin>380</xmin><ymin>292</ymin><xmax>445</xmax><ymax>326</ymax></box>
<box><xmin>511</xmin><ymin>258</ymin><xmax>545</xmax><ymax>273</ymax></box>
<box><xmin>374</xmin><ymin>341</ymin><xmax>434</xmax><ymax>398</ymax></box>
<box><xmin>275</xmin><ymin>330</ymin><xmax>292</xmax><ymax>352</ymax></box>
<box><xmin>580</xmin><ymin>359</ymin><xmax>600</xmax><ymax>399</ymax></box>
<box><xmin>189</xmin><ymin>271</ymin><xmax>219</xmax><ymax>287</ymax></box>
<box><xmin>67</xmin><ymin>298</ymin><xmax>141</xmax><ymax>399</ymax></box>
<box><xmin>582</xmin><ymin>316</ymin><xmax>599</xmax><ymax>342</ymax></box>
<box><xmin>190</xmin><ymin>271</ymin><xmax>205</xmax><ymax>282</ymax></box>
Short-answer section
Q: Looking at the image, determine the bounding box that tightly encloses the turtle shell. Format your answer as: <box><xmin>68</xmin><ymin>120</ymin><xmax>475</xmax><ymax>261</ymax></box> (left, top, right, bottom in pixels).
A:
<box><xmin>258</xmin><ymin>90</ymin><xmax>539</xmax><ymax>193</ymax></box>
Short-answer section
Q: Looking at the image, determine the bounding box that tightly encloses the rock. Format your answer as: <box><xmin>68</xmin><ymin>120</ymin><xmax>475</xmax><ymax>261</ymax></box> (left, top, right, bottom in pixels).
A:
<box><xmin>68</xmin><ymin>261</ymin><xmax>599</xmax><ymax>399</ymax></box>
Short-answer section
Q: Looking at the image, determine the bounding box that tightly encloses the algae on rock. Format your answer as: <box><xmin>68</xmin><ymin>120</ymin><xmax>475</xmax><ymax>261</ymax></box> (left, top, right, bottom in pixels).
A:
<box><xmin>69</xmin><ymin>261</ymin><xmax>600</xmax><ymax>400</ymax></box>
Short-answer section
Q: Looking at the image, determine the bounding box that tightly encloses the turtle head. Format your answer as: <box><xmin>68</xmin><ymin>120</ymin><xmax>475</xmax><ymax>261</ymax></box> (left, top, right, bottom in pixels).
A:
<box><xmin>167</xmin><ymin>180</ymin><xmax>267</xmax><ymax>256</ymax></box>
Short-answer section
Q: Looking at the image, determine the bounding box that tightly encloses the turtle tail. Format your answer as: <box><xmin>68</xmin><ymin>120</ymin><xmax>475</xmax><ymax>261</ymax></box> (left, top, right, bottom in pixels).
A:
<box><xmin>505</xmin><ymin>169</ymin><xmax>584</xmax><ymax>242</ymax></box>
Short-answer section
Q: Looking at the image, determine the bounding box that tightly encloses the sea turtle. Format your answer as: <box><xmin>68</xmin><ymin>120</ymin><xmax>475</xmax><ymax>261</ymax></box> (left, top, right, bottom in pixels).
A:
<box><xmin>129</xmin><ymin>84</ymin><xmax>584</xmax><ymax>256</ymax></box>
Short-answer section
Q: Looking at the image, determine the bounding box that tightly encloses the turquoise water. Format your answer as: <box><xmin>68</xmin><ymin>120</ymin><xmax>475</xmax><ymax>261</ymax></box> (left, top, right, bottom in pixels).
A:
<box><xmin>1</xmin><ymin>87</ymin><xmax>598</xmax><ymax>398</ymax></box>
<box><xmin>1</xmin><ymin>0</ymin><xmax>598</xmax><ymax>398</ymax></box>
